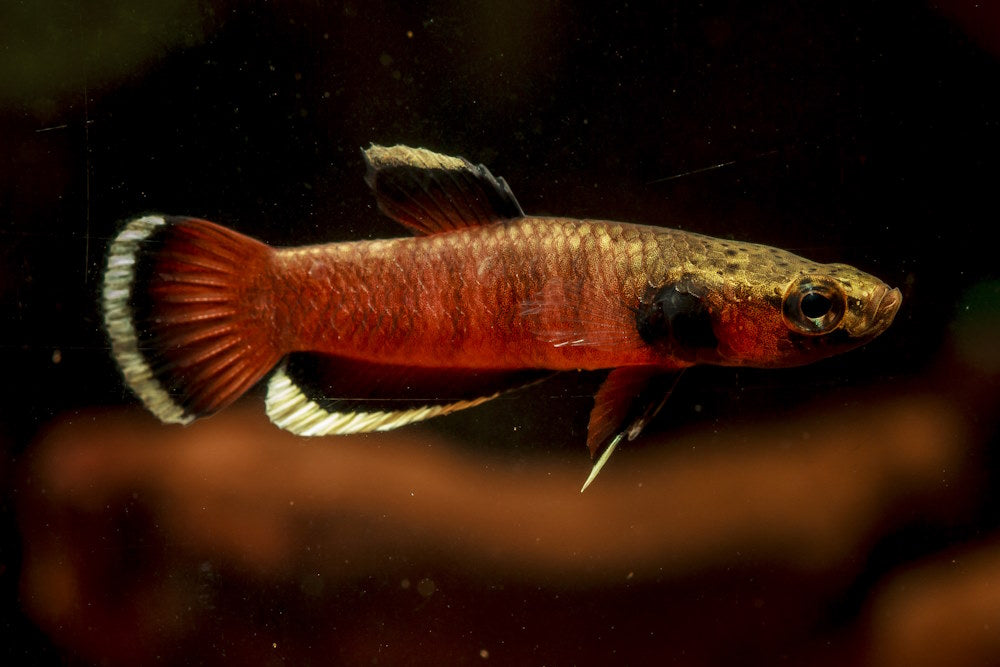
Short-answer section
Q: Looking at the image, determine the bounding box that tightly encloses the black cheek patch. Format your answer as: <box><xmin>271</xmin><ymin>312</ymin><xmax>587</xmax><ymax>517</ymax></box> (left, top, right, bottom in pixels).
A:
<box><xmin>637</xmin><ymin>284</ymin><xmax>719</xmax><ymax>351</ymax></box>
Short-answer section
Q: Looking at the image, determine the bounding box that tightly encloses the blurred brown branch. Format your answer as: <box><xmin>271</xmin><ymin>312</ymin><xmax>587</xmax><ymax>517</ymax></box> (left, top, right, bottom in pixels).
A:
<box><xmin>18</xmin><ymin>383</ymin><xmax>984</xmax><ymax>665</ymax></box>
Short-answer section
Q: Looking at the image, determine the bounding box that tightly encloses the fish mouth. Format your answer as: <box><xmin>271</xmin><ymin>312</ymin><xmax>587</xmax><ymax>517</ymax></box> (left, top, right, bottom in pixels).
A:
<box><xmin>861</xmin><ymin>285</ymin><xmax>902</xmax><ymax>337</ymax></box>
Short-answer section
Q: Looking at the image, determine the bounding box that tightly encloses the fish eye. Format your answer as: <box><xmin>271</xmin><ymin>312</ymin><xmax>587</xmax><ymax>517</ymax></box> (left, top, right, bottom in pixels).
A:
<box><xmin>782</xmin><ymin>276</ymin><xmax>846</xmax><ymax>335</ymax></box>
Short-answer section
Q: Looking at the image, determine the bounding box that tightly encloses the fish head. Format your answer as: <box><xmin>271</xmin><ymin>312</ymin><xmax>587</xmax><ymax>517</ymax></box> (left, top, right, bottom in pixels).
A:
<box><xmin>708</xmin><ymin>253</ymin><xmax>902</xmax><ymax>368</ymax></box>
<box><xmin>637</xmin><ymin>237</ymin><xmax>901</xmax><ymax>368</ymax></box>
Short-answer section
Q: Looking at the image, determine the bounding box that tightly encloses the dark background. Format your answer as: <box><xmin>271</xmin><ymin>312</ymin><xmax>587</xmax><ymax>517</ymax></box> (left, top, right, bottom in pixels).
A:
<box><xmin>2</xmin><ymin>1</ymin><xmax>999</xmax><ymax>664</ymax></box>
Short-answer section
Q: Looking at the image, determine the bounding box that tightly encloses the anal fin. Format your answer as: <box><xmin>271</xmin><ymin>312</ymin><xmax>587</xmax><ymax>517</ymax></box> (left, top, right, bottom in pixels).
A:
<box><xmin>266</xmin><ymin>352</ymin><xmax>550</xmax><ymax>436</ymax></box>
<box><xmin>580</xmin><ymin>368</ymin><xmax>684</xmax><ymax>492</ymax></box>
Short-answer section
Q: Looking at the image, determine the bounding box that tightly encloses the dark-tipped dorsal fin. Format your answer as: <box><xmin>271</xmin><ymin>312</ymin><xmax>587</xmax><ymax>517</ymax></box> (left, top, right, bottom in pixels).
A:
<box><xmin>362</xmin><ymin>144</ymin><xmax>524</xmax><ymax>235</ymax></box>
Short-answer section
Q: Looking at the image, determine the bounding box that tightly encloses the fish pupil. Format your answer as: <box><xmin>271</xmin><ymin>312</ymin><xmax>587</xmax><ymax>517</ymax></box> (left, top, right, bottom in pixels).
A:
<box><xmin>800</xmin><ymin>292</ymin><xmax>832</xmax><ymax>319</ymax></box>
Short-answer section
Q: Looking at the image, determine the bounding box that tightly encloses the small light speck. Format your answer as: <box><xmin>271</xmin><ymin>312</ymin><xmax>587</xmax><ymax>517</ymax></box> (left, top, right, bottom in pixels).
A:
<box><xmin>272</xmin><ymin>642</ymin><xmax>277</xmax><ymax>648</ymax></box>
<box><xmin>417</xmin><ymin>577</ymin><xmax>436</xmax><ymax>598</ymax></box>
<box><xmin>406</xmin><ymin>30</ymin><xmax>414</xmax><ymax>38</ymax></box>
<box><xmin>401</xmin><ymin>578</ymin><xmax>410</xmax><ymax>589</ymax></box>
<box><xmin>51</xmin><ymin>349</ymin><xmax>62</xmax><ymax>364</ymax></box>
<box><xmin>479</xmin><ymin>648</ymin><xmax>490</xmax><ymax>659</ymax></box>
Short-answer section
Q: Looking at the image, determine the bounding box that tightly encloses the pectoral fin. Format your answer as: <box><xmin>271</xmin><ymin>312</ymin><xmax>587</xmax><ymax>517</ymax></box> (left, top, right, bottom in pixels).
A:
<box><xmin>580</xmin><ymin>368</ymin><xmax>684</xmax><ymax>492</ymax></box>
<box><xmin>522</xmin><ymin>277</ymin><xmax>646</xmax><ymax>353</ymax></box>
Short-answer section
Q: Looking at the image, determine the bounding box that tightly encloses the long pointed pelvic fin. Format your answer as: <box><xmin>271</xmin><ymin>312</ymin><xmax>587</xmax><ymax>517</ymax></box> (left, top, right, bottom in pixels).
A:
<box><xmin>580</xmin><ymin>370</ymin><xmax>684</xmax><ymax>492</ymax></box>
<box><xmin>580</xmin><ymin>431</ymin><xmax>627</xmax><ymax>492</ymax></box>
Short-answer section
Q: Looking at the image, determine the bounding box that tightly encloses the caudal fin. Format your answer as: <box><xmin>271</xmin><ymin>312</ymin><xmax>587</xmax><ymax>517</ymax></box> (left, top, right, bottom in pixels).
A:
<box><xmin>102</xmin><ymin>215</ymin><xmax>284</xmax><ymax>424</ymax></box>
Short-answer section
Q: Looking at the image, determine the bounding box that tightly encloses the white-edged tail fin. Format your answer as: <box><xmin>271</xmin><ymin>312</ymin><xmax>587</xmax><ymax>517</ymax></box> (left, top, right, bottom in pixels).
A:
<box><xmin>102</xmin><ymin>215</ymin><xmax>283</xmax><ymax>424</ymax></box>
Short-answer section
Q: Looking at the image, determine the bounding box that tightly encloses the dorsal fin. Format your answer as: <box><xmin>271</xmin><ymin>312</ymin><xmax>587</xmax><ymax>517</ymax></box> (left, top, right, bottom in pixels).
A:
<box><xmin>362</xmin><ymin>144</ymin><xmax>524</xmax><ymax>235</ymax></box>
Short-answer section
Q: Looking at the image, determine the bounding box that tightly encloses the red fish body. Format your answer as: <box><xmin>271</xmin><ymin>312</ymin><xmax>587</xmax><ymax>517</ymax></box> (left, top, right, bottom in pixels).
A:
<box><xmin>103</xmin><ymin>145</ymin><xmax>901</xmax><ymax>486</ymax></box>
<box><xmin>272</xmin><ymin>219</ymin><xmax>685</xmax><ymax>371</ymax></box>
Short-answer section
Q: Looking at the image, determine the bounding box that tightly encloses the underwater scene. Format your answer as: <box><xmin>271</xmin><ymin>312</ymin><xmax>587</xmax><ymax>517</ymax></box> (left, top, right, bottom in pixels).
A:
<box><xmin>3</xmin><ymin>1</ymin><xmax>1000</xmax><ymax>665</ymax></box>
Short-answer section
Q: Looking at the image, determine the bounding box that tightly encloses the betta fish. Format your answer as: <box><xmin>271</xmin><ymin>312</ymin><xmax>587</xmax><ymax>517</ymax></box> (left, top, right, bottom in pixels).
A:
<box><xmin>102</xmin><ymin>145</ymin><xmax>901</xmax><ymax>490</ymax></box>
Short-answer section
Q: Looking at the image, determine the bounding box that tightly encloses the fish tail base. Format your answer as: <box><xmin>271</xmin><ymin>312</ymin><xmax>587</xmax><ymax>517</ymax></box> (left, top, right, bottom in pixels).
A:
<box><xmin>102</xmin><ymin>215</ymin><xmax>283</xmax><ymax>423</ymax></box>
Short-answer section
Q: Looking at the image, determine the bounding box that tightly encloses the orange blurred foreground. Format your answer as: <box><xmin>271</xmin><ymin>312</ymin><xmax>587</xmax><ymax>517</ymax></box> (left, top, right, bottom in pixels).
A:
<box><xmin>17</xmin><ymin>388</ymin><xmax>991</xmax><ymax>665</ymax></box>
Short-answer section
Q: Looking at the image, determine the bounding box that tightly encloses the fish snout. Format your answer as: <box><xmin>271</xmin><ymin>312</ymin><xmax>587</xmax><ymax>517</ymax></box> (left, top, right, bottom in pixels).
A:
<box><xmin>863</xmin><ymin>285</ymin><xmax>902</xmax><ymax>337</ymax></box>
<box><xmin>879</xmin><ymin>287</ymin><xmax>902</xmax><ymax>317</ymax></box>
